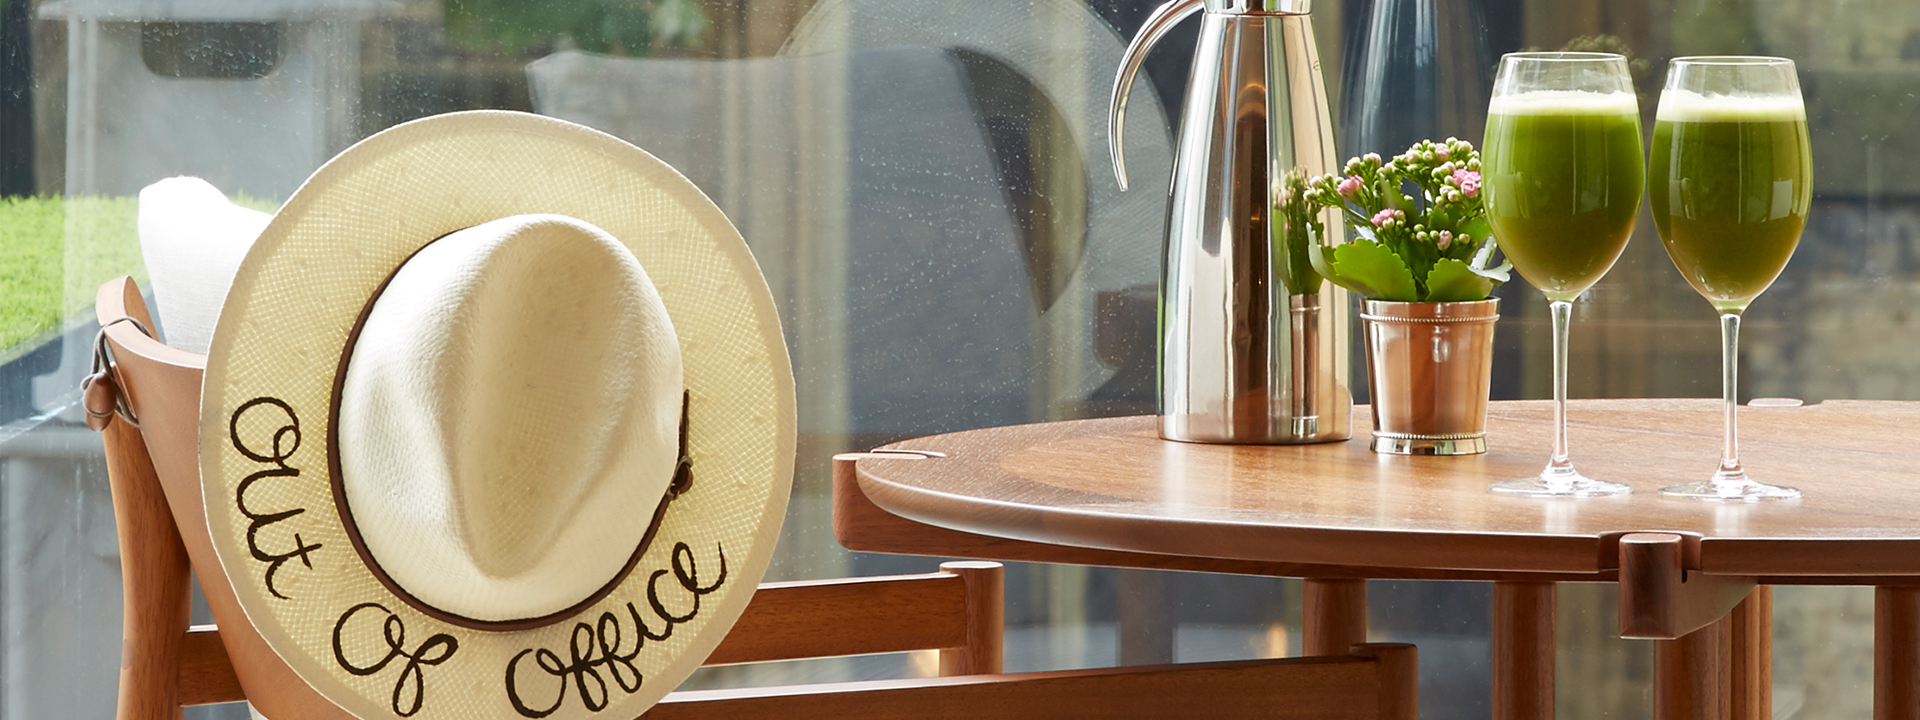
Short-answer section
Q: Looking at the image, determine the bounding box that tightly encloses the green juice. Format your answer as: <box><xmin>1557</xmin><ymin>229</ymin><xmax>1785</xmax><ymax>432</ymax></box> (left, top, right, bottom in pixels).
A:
<box><xmin>1483</xmin><ymin>92</ymin><xmax>1645</xmax><ymax>301</ymax></box>
<box><xmin>1649</xmin><ymin>92</ymin><xmax>1810</xmax><ymax>312</ymax></box>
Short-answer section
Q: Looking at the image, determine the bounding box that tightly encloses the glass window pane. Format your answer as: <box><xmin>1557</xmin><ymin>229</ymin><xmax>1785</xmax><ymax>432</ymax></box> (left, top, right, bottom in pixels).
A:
<box><xmin>0</xmin><ymin>1</ymin><xmax>1913</xmax><ymax>717</ymax></box>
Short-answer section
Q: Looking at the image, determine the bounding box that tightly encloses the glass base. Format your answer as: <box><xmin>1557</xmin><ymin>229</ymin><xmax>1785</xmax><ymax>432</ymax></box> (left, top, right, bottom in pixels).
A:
<box><xmin>1659</xmin><ymin>472</ymin><xmax>1800</xmax><ymax>501</ymax></box>
<box><xmin>1488</xmin><ymin>467</ymin><xmax>1632</xmax><ymax>497</ymax></box>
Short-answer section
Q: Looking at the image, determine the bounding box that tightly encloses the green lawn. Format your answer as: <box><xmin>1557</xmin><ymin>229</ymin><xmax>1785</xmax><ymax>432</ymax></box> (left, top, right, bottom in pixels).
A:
<box><xmin>0</xmin><ymin>196</ymin><xmax>146</xmax><ymax>356</ymax></box>
<box><xmin>1</xmin><ymin>194</ymin><xmax>284</xmax><ymax>357</ymax></box>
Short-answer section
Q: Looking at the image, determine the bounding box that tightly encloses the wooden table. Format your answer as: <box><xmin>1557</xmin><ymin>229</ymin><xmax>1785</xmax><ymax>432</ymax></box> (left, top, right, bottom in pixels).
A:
<box><xmin>831</xmin><ymin>399</ymin><xmax>1920</xmax><ymax>720</ymax></box>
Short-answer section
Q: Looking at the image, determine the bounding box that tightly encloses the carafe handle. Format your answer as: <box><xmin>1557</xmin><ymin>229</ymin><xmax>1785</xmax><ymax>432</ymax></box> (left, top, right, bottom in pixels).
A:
<box><xmin>1109</xmin><ymin>0</ymin><xmax>1204</xmax><ymax>191</ymax></box>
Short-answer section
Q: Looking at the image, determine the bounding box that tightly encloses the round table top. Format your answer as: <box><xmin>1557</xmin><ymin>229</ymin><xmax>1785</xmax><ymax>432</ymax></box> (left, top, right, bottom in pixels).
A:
<box><xmin>853</xmin><ymin>399</ymin><xmax>1920</xmax><ymax>579</ymax></box>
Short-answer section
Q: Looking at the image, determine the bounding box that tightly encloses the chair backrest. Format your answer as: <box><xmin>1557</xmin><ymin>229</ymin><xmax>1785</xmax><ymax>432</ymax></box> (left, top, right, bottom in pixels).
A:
<box><xmin>94</xmin><ymin>275</ymin><xmax>1419</xmax><ymax>720</ymax></box>
<box><xmin>167</xmin><ymin>563</ymin><xmax>1008</xmax><ymax>709</ymax></box>
<box><xmin>93</xmin><ymin>276</ymin><xmax>1010</xmax><ymax>718</ymax></box>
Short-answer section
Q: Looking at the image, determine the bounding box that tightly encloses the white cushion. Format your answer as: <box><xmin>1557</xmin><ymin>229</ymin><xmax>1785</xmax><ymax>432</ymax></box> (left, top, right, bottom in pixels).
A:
<box><xmin>136</xmin><ymin>177</ymin><xmax>271</xmax><ymax>354</ymax></box>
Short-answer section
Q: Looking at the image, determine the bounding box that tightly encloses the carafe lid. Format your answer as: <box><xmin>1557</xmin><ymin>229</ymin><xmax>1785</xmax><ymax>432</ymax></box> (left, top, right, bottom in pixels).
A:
<box><xmin>1206</xmin><ymin>0</ymin><xmax>1310</xmax><ymax>14</ymax></box>
<box><xmin>1110</xmin><ymin>0</ymin><xmax>1314</xmax><ymax>188</ymax></box>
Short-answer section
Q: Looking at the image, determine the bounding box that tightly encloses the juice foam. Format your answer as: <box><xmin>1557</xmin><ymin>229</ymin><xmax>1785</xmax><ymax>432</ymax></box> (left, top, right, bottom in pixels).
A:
<box><xmin>1488</xmin><ymin>90</ymin><xmax>1639</xmax><ymax>117</ymax></box>
<box><xmin>1655</xmin><ymin>89</ymin><xmax>1805</xmax><ymax>122</ymax></box>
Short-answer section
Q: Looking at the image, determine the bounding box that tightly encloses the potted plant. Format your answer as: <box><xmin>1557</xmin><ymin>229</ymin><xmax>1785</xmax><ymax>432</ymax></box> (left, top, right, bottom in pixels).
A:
<box><xmin>1293</xmin><ymin>138</ymin><xmax>1510</xmax><ymax>455</ymax></box>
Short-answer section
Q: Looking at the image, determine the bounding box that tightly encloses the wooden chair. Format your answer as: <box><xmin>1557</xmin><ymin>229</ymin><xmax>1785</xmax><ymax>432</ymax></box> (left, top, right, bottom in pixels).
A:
<box><xmin>91</xmin><ymin>276</ymin><xmax>1419</xmax><ymax>720</ymax></box>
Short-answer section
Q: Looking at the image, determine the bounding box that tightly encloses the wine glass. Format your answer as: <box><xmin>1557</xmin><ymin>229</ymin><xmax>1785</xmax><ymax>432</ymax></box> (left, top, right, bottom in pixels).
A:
<box><xmin>1481</xmin><ymin>53</ymin><xmax>1644</xmax><ymax>497</ymax></box>
<box><xmin>1650</xmin><ymin>57</ymin><xmax>1810</xmax><ymax>500</ymax></box>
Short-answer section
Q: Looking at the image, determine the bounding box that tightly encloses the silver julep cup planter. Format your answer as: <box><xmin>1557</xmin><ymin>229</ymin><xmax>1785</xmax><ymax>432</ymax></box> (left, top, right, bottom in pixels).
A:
<box><xmin>1360</xmin><ymin>298</ymin><xmax>1499</xmax><ymax>455</ymax></box>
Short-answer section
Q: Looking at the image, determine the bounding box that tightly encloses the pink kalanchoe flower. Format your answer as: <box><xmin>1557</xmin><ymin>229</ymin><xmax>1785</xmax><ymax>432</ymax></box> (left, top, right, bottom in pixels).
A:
<box><xmin>1434</xmin><ymin>147</ymin><xmax>1450</xmax><ymax>162</ymax></box>
<box><xmin>1437</xmin><ymin>230</ymin><xmax>1453</xmax><ymax>250</ymax></box>
<box><xmin>1337</xmin><ymin>175</ymin><xmax>1363</xmax><ymax>198</ymax></box>
<box><xmin>1450</xmin><ymin>168</ymin><xmax>1482</xmax><ymax>198</ymax></box>
<box><xmin>1370</xmin><ymin>208</ymin><xmax>1397</xmax><ymax>227</ymax></box>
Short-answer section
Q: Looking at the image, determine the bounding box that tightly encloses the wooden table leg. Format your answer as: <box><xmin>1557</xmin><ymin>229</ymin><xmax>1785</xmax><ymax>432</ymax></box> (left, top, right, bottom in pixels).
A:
<box><xmin>1878</xmin><ymin>586</ymin><xmax>1920</xmax><ymax>720</ymax></box>
<box><xmin>1655</xmin><ymin>612</ymin><xmax>1729</xmax><ymax>720</ymax></box>
<box><xmin>1304</xmin><ymin>578</ymin><xmax>1366</xmax><ymax>656</ymax></box>
<box><xmin>1494</xmin><ymin>581</ymin><xmax>1554</xmax><ymax>720</ymax></box>
<box><xmin>1728</xmin><ymin>587</ymin><xmax>1771</xmax><ymax>720</ymax></box>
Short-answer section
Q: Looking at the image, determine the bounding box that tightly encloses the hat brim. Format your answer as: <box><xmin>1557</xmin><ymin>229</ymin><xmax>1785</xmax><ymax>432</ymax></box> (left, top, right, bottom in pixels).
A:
<box><xmin>199</xmin><ymin>110</ymin><xmax>795</xmax><ymax>720</ymax></box>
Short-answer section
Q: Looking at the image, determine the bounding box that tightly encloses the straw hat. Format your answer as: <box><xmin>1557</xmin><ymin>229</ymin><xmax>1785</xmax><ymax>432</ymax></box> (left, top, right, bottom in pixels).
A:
<box><xmin>196</xmin><ymin>110</ymin><xmax>794</xmax><ymax>720</ymax></box>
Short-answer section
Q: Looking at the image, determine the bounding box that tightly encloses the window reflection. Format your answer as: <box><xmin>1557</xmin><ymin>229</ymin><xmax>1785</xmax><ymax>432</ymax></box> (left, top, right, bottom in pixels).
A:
<box><xmin>139</xmin><ymin>22</ymin><xmax>283</xmax><ymax>80</ymax></box>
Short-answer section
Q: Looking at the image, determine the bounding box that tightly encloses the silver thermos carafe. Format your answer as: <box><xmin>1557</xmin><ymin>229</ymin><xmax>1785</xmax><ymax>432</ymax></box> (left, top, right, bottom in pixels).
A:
<box><xmin>1110</xmin><ymin>0</ymin><xmax>1350</xmax><ymax>444</ymax></box>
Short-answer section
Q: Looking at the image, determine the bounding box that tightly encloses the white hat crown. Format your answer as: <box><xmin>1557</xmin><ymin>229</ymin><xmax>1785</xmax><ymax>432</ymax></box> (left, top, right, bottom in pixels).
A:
<box><xmin>337</xmin><ymin>214</ymin><xmax>684</xmax><ymax>623</ymax></box>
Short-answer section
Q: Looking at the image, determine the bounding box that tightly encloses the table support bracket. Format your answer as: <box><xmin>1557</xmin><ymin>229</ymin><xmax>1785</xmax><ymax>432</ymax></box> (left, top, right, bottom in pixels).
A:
<box><xmin>1618</xmin><ymin>533</ymin><xmax>1755</xmax><ymax>640</ymax></box>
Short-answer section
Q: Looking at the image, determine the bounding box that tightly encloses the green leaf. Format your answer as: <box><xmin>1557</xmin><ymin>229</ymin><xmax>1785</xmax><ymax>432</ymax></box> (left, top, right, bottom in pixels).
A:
<box><xmin>1387</xmin><ymin>227</ymin><xmax>1438</xmax><ymax>294</ymax></box>
<box><xmin>1382</xmin><ymin>187</ymin><xmax>1413</xmax><ymax>212</ymax></box>
<box><xmin>1316</xmin><ymin>240</ymin><xmax>1418</xmax><ymax>302</ymax></box>
<box><xmin>1422</xmin><ymin>258</ymin><xmax>1497</xmax><ymax>302</ymax></box>
<box><xmin>1274</xmin><ymin>216</ymin><xmax>1324</xmax><ymax>293</ymax></box>
<box><xmin>1308</xmin><ymin>241</ymin><xmax>1339</xmax><ymax>287</ymax></box>
<box><xmin>1458</xmin><ymin>217</ymin><xmax>1493</xmax><ymax>245</ymax></box>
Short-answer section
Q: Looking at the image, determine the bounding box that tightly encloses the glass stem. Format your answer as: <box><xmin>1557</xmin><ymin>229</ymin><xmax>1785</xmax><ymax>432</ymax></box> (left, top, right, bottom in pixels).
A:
<box><xmin>1544</xmin><ymin>300</ymin><xmax>1576</xmax><ymax>489</ymax></box>
<box><xmin>1716</xmin><ymin>311</ymin><xmax>1745</xmax><ymax>486</ymax></box>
